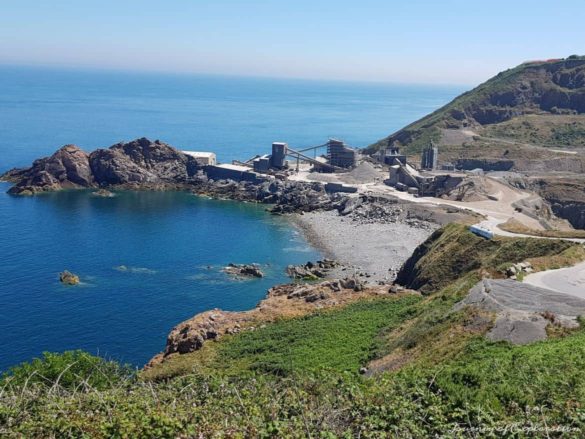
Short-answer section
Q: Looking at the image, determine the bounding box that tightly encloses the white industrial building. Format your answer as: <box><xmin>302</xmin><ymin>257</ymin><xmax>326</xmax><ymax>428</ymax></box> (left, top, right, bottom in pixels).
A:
<box><xmin>182</xmin><ymin>151</ymin><xmax>217</xmax><ymax>166</ymax></box>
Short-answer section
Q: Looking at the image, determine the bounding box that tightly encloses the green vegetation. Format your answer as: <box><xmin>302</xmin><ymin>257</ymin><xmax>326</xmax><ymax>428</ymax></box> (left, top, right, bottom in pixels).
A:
<box><xmin>1</xmin><ymin>350</ymin><xmax>132</xmax><ymax>390</ymax></box>
<box><xmin>146</xmin><ymin>295</ymin><xmax>421</xmax><ymax>380</ymax></box>
<box><xmin>395</xmin><ymin>223</ymin><xmax>577</xmax><ymax>293</ymax></box>
<box><xmin>482</xmin><ymin>115</ymin><xmax>585</xmax><ymax>148</ymax></box>
<box><xmin>4</xmin><ymin>327</ymin><xmax>585</xmax><ymax>436</ymax></box>
<box><xmin>365</xmin><ymin>57</ymin><xmax>585</xmax><ymax>156</ymax></box>
<box><xmin>3</xmin><ymin>224</ymin><xmax>585</xmax><ymax>436</ymax></box>
<box><xmin>217</xmin><ymin>296</ymin><xmax>421</xmax><ymax>375</ymax></box>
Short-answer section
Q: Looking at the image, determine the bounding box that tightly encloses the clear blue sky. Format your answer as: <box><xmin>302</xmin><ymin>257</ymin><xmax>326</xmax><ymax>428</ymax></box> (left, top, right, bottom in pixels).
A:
<box><xmin>0</xmin><ymin>0</ymin><xmax>583</xmax><ymax>85</ymax></box>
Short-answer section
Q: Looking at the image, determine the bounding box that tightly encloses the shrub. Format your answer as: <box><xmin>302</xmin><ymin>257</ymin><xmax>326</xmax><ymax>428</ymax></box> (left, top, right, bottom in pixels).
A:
<box><xmin>1</xmin><ymin>350</ymin><xmax>134</xmax><ymax>390</ymax></box>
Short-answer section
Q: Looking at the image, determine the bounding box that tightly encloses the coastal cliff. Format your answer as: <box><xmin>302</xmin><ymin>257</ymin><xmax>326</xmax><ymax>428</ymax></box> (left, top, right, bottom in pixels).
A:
<box><xmin>2</xmin><ymin>144</ymin><xmax>95</xmax><ymax>193</ymax></box>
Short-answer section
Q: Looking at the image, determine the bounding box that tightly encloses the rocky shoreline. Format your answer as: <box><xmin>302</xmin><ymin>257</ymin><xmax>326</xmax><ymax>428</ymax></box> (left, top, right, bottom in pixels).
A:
<box><xmin>3</xmin><ymin>137</ymin><xmax>481</xmax><ymax>370</ymax></box>
<box><xmin>146</xmin><ymin>194</ymin><xmax>480</xmax><ymax>368</ymax></box>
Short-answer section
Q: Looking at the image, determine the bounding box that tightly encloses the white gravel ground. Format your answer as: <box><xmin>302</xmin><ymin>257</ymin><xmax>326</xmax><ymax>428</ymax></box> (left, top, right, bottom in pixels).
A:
<box><xmin>524</xmin><ymin>260</ymin><xmax>585</xmax><ymax>299</ymax></box>
<box><xmin>293</xmin><ymin>210</ymin><xmax>436</xmax><ymax>282</ymax></box>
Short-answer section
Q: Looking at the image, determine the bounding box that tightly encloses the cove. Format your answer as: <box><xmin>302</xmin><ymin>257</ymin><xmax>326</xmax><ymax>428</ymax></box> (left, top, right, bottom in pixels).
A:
<box><xmin>0</xmin><ymin>185</ymin><xmax>320</xmax><ymax>370</ymax></box>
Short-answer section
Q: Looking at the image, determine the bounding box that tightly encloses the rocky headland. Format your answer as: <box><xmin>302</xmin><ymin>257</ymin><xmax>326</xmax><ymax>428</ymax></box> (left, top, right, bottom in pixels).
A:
<box><xmin>2</xmin><ymin>137</ymin><xmax>200</xmax><ymax>195</ymax></box>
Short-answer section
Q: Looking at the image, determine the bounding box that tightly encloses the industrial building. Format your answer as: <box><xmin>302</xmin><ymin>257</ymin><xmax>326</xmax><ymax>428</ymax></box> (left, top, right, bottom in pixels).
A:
<box><xmin>206</xmin><ymin>138</ymin><xmax>356</xmax><ymax>183</ymax></box>
<box><xmin>206</xmin><ymin>163</ymin><xmax>267</xmax><ymax>183</ymax></box>
<box><xmin>249</xmin><ymin>139</ymin><xmax>356</xmax><ymax>174</ymax></box>
<box><xmin>252</xmin><ymin>155</ymin><xmax>271</xmax><ymax>173</ymax></box>
<box><xmin>270</xmin><ymin>142</ymin><xmax>287</xmax><ymax>169</ymax></box>
<box><xmin>327</xmin><ymin>139</ymin><xmax>357</xmax><ymax>168</ymax></box>
<box><xmin>252</xmin><ymin>142</ymin><xmax>289</xmax><ymax>172</ymax></box>
<box><xmin>182</xmin><ymin>151</ymin><xmax>217</xmax><ymax>166</ymax></box>
<box><xmin>385</xmin><ymin>143</ymin><xmax>460</xmax><ymax>196</ymax></box>
<box><xmin>420</xmin><ymin>142</ymin><xmax>438</xmax><ymax>170</ymax></box>
<box><xmin>324</xmin><ymin>182</ymin><xmax>358</xmax><ymax>193</ymax></box>
<box><xmin>382</xmin><ymin>145</ymin><xmax>408</xmax><ymax>166</ymax></box>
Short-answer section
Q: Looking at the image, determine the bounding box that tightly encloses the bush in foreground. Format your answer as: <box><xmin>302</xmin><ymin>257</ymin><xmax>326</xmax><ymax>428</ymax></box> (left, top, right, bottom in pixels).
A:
<box><xmin>3</xmin><ymin>328</ymin><xmax>585</xmax><ymax>437</ymax></box>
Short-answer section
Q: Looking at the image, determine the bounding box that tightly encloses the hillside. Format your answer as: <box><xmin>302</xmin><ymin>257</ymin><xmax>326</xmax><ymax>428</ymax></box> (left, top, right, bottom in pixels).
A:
<box><xmin>4</xmin><ymin>225</ymin><xmax>585</xmax><ymax>436</ymax></box>
<box><xmin>366</xmin><ymin>55</ymin><xmax>585</xmax><ymax>170</ymax></box>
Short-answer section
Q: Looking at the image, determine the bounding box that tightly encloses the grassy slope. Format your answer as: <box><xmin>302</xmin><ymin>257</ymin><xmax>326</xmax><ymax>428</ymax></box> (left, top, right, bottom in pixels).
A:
<box><xmin>142</xmin><ymin>295</ymin><xmax>422</xmax><ymax>381</ymax></box>
<box><xmin>481</xmin><ymin>114</ymin><xmax>585</xmax><ymax>148</ymax></box>
<box><xmin>395</xmin><ymin>223</ymin><xmax>580</xmax><ymax>294</ymax></box>
<box><xmin>3</xmin><ymin>225</ymin><xmax>585</xmax><ymax>437</ymax></box>
<box><xmin>365</xmin><ymin>62</ymin><xmax>528</xmax><ymax>154</ymax></box>
<box><xmin>4</xmin><ymin>329</ymin><xmax>585</xmax><ymax>438</ymax></box>
<box><xmin>366</xmin><ymin>57</ymin><xmax>585</xmax><ymax>155</ymax></box>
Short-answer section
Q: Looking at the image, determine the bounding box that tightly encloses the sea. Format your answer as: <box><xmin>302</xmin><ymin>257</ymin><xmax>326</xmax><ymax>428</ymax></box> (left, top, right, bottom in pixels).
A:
<box><xmin>0</xmin><ymin>65</ymin><xmax>463</xmax><ymax>371</ymax></box>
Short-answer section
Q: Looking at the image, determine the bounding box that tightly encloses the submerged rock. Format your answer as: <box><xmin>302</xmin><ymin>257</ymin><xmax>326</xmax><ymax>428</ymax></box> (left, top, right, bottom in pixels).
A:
<box><xmin>92</xmin><ymin>189</ymin><xmax>115</xmax><ymax>197</ymax></box>
<box><xmin>59</xmin><ymin>270</ymin><xmax>80</xmax><ymax>285</ymax></box>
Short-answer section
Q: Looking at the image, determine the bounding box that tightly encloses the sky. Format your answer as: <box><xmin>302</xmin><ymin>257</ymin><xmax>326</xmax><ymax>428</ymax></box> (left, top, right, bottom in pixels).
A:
<box><xmin>0</xmin><ymin>0</ymin><xmax>583</xmax><ymax>85</ymax></box>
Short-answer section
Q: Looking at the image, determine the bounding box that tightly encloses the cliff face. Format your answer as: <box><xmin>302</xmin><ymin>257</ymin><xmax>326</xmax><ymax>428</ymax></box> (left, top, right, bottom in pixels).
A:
<box><xmin>530</xmin><ymin>177</ymin><xmax>585</xmax><ymax>229</ymax></box>
<box><xmin>2</xmin><ymin>138</ymin><xmax>200</xmax><ymax>194</ymax></box>
<box><xmin>367</xmin><ymin>56</ymin><xmax>585</xmax><ymax>155</ymax></box>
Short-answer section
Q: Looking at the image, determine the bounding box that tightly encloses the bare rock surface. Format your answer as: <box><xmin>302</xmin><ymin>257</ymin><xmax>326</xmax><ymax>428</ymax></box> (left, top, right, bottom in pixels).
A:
<box><xmin>59</xmin><ymin>270</ymin><xmax>80</xmax><ymax>285</ymax></box>
<box><xmin>223</xmin><ymin>263</ymin><xmax>264</xmax><ymax>279</ymax></box>
<box><xmin>2</xmin><ymin>138</ymin><xmax>200</xmax><ymax>194</ymax></box>
<box><xmin>189</xmin><ymin>176</ymin><xmax>345</xmax><ymax>214</ymax></box>
<box><xmin>5</xmin><ymin>145</ymin><xmax>94</xmax><ymax>194</ymax></box>
<box><xmin>89</xmin><ymin>138</ymin><xmax>199</xmax><ymax>186</ymax></box>
<box><xmin>286</xmin><ymin>259</ymin><xmax>341</xmax><ymax>280</ymax></box>
<box><xmin>455</xmin><ymin>278</ymin><xmax>585</xmax><ymax>344</ymax></box>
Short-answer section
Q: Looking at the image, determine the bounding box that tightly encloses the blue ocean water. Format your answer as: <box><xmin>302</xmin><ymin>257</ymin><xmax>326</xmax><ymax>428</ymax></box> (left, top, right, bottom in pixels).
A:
<box><xmin>0</xmin><ymin>65</ymin><xmax>463</xmax><ymax>370</ymax></box>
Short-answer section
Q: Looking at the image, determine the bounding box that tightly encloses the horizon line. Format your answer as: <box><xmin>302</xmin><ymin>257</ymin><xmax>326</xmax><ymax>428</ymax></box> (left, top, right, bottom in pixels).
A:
<box><xmin>0</xmin><ymin>60</ymin><xmax>473</xmax><ymax>89</ymax></box>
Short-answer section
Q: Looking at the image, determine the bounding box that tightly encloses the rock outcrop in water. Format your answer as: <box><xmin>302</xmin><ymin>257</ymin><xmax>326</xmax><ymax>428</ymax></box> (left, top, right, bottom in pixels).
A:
<box><xmin>223</xmin><ymin>263</ymin><xmax>264</xmax><ymax>279</ymax></box>
<box><xmin>59</xmin><ymin>270</ymin><xmax>80</xmax><ymax>285</ymax></box>
<box><xmin>2</xmin><ymin>138</ymin><xmax>200</xmax><ymax>195</ymax></box>
<box><xmin>3</xmin><ymin>145</ymin><xmax>94</xmax><ymax>195</ymax></box>
<box><xmin>1</xmin><ymin>138</ymin><xmax>340</xmax><ymax>214</ymax></box>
